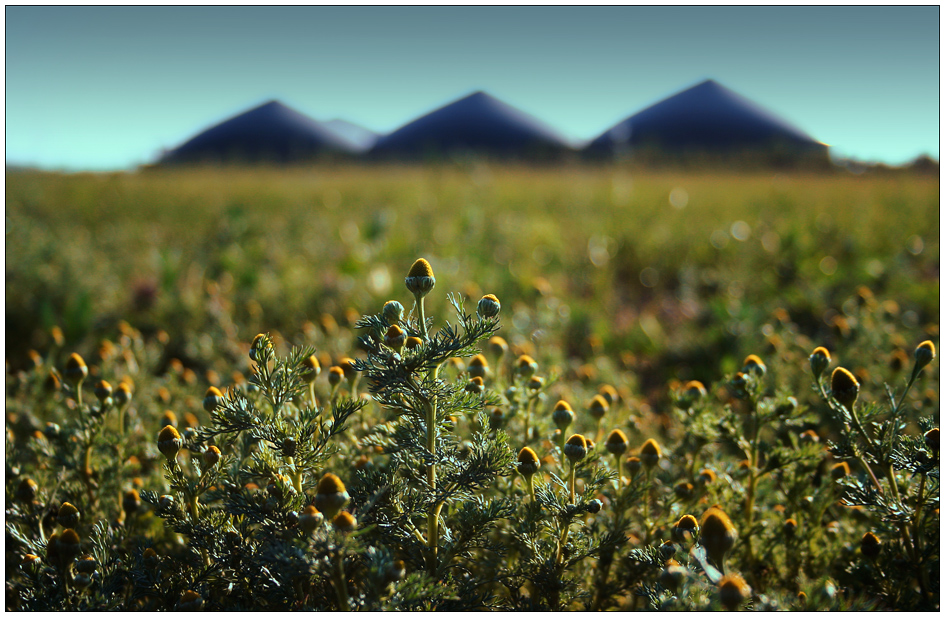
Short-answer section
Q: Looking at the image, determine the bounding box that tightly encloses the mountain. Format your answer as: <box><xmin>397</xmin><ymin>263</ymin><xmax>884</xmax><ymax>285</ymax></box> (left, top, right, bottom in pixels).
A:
<box><xmin>370</xmin><ymin>91</ymin><xmax>573</xmax><ymax>160</ymax></box>
<box><xmin>585</xmin><ymin>79</ymin><xmax>828</xmax><ymax>162</ymax></box>
<box><xmin>160</xmin><ymin>100</ymin><xmax>358</xmax><ymax>164</ymax></box>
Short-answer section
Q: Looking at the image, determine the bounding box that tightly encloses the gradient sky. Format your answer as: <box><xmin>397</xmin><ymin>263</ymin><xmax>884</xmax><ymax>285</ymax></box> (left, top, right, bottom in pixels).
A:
<box><xmin>6</xmin><ymin>6</ymin><xmax>940</xmax><ymax>170</ymax></box>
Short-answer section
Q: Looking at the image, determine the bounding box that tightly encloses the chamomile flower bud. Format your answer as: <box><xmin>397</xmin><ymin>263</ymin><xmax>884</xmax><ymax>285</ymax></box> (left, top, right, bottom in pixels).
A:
<box><xmin>598</xmin><ymin>384</ymin><xmax>619</xmax><ymax>407</ymax></box>
<box><xmin>587</xmin><ymin>498</ymin><xmax>603</xmax><ymax>514</ymax></box>
<box><xmin>300</xmin><ymin>505</ymin><xmax>324</xmax><ymax>534</ymax></box>
<box><xmin>143</xmin><ymin>547</ymin><xmax>159</xmax><ymax>568</ymax></box>
<box><xmin>328</xmin><ymin>366</ymin><xmax>344</xmax><ymax>388</ymax></box>
<box><xmin>830</xmin><ymin>367</ymin><xmax>860</xmax><ymax>411</ymax></box>
<box><xmin>57</xmin><ymin>502</ymin><xmax>80</xmax><ymax>529</ymax></box>
<box><xmin>605</xmin><ymin>429</ymin><xmax>629</xmax><ymax>456</ymax></box>
<box><xmin>830</xmin><ymin>462</ymin><xmax>850</xmax><ymax>480</ymax></box>
<box><xmin>477</xmin><ymin>294</ymin><xmax>501</xmax><ymax>319</ymax></box>
<box><xmin>698</xmin><ymin>468</ymin><xmax>717</xmax><ymax>486</ymax></box>
<box><xmin>465</xmin><ymin>376</ymin><xmax>485</xmax><ymax>394</ymax></box>
<box><xmin>799</xmin><ymin>429</ymin><xmax>820</xmax><ymax>444</ymax></box>
<box><xmin>659</xmin><ymin>540</ymin><xmax>676</xmax><ymax>561</ymax></box>
<box><xmin>528</xmin><ymin>376</ymin><xmax>544</xmax><ymax>391</ymax></box>
<box><xmin>489</xmin><ymin>408</ymin><xmax>505</xmax><ymax>430</ymax></box>
<box><xmin>809</xmin><ymin>347</ymin><xmax>831</xmax><ymax>379</ymax></box>
<box><xmin>301</xmin><ymin>355</ymin><xmax>321</xmax><ymax>383</ymax></box>
<box><xmin>386</xmin><ymin>560</ymin><xmax>407</xmax><ymax>583</ymax></box>
<box><xmin>742</xmin><ymin>354</ymin><xmax>766</xmax><ymax>377</ymax></box>
<box><xmin>783</xmin><ymin>517</ymin><xmax>798</xmax><ymax>539</ymax></box>
<box><xmin>383</xmin><ymin>325</ymin><xmax>406</xmax><ymax>352</ymax></box>
<box><xmin>625</xmin><ymin>456</ymin><xmax>642</xmax><ymax>479</ymax></box>
<box><xmin>660</xmin><ymin>562</ymin><xmax>688</xmax><ymax>592</ymax></box>
<box><xmin>683</xmin><ymin>380</ymin><xmax>707</xmax><ymax>402</ymax></box>
<box><xmin>914</xmin><ymin>340</ymin><xmax>936</xmax><ymax>374</ymax></box>
<box><xmin>58</xmin><ymin>528</ymin><xmax>81</xmax><ymax>563</ymax></box>
<box><xmin>588</xmin><ymin>395</ymin><xmax>609</xmax><ymax>421</ymax></box>
<box><xmin>564</xmin><ymin>434</ymin><xmax>588</xmax><ymax>463</ymax></box>
<box><xmin>114</xmin><ymin>382</ymin><xmax>132</xmax><ymax>407</ymax></box>
<box><xmin>517</xmin><ymin>447</ymin><xmax>540</xmax><ymax>477</ymax></box>
<box><xmin>731</xmin><ymin>372</ymin><xmax>749</xmax><ymax>398</ymax></box>
<box><xmin>516</xmin><ymin>355</ymin><xmax>538</xmax><ymax>378</ymax></box>
<box><xmin>20</xmin><ymin>554</ymin><xmax>41</xmax><ymax>569</ymax></box>
<box><xmin>405</xmin><ymin>336</ymin><xmax>423</xmax><ymax>350</ymax></box>
<box><xmin>314</xmin><ymin>473</ymin><xmax>350</xmax><ymax>521</ymax></box>
<box><xmin>44</xmin><ymin>371</ymin><xmax>62</xmax><ymax>393</ymax></box>
<box><xmin>76</xmin><ymin>555</ymin><xmax>98</xmax><ymax>574</ymax></box>
<box><xmin>158</xmin><ymin>495</ymin><xmax>175</xmax><ymax>511</ymax></box>
<box><xmin>332</xmin><ymin>511</ymin><xmax>357</xmax><ymax>534</ymax></box>
<box><xmin>552</xmin><ymin>400</ymin><xmax>575</xmax><ymax>431</ymax></box>
<box><xmin>249</xmin><ymin>334</ymin><xmax>270</xmax><ymax>362</ymax></box>
<box><xmin>73</xmin><ymin>572</ymin><xmax>92</xmax><ymax>590</ymax></box>
<box><xmin>281</xmin><ymin>437</ymin><xmax>296</xmax><ymax>458</ymax></box>
<box><xmin>674</xmin><ymin>482</ymin><xmax>695</xmax><ymax>501</ymax></box>
<box><xmin>94</xmin><ymin>380</ymin><xmax>113</xmax><ymax>405</ymax></box>
<box><xmin>157</xmin><ymin>425</ymin><xmax>182</xmax><ymax>462</ymax></box>
<box><xmin>640</xmin><ymin>439</ymin><xmax>662</xmax><ymax>469</ymax></box>
<box><xmin>924</xmin><ymin>428</ymin><xmax>939</xmax><ymax>455</ymax></box>
<box><xmin>177</xmin><ymin>590</ymin><xmax>204</xmax><ymax>611</ymax></box>
<box><xmin>699</xmin><ymin>507</ymin><xmax>738</xmax><ymax>570</ymax></box>
<box><xmin>672</xmin><ymin>514</ymin><xmax>700</xmax><ymax>544</ymax></box>
<box><xmin>338</xmin><ymin>357</ymin><xmax>358</xmax><ymax>383</ymax></box>
<box><xmin>468</xmin><ymin>354</ymin><xmax>489</xmax><ymax>379</ymax></box>
<box><xmin>203</xmin><ymin>386</ymin><xmax>224</xmax><ymax>413</ymax></box>
<box><xmin>203</xmin><ymin>446</ymin><xmax>221</xmax><ymax>469</ymax></box>
<box><xmin>382</xmin><ymin>300</ymin><xmax>404</xmax><ymax>325</ymax></box>
<box><xmin>860</xmin><ymin>531</ymin><xmax>881</xmax><ymax>560</ymax></box>
<box><xmin>64</xmin><ymin>353</ymin><xmax>88</xmax><ymax>386</ymax></box>
<box><xmin>405</xmin><ymin>258</ymin><xmax>436</xmax><ymax>298</ymax></box>
<box><xmin>123</xmin><ymin>489</ymin><xmax>140</xmax><ymax>515</ymax></box>
<box><xmin>504</xmin><ymin>386</ymin><xmax>518</xmax><ymax>401</ymax></box>
<box><xmin>718</xmin><ymin>573</ymin><xmax>751</xmax><ymax>611</ymax></box>
<box><xmin>487</xmin><ymin>336</ymin><xmax>508</xmax><ymax>359</ymax></box>
<box><xmin>16</xmin><ymin>478</ymin><xmax>38</xmax><ymax>503</ymax></box>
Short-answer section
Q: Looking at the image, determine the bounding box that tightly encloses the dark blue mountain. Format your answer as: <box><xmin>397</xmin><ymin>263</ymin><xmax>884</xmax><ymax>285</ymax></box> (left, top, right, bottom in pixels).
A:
<box><xmin>585</xmin><ymin>80</ymin><xmax>827</xmax><ymax>159</ymax></box>
<box><xmin>370</xmin><ymin>91</ymin><xmax>573</xmax><ymax>160</ymax></box>
<box><xmin>161</xmin><ymin>100</ymin><xmax>358</xmax><ymax>164</ymax></box>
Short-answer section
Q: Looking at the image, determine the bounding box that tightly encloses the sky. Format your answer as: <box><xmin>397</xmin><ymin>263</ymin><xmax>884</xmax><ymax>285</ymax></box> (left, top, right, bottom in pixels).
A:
<box><xmin>5</xmin><ymin>5</ymin><xmax>941</xmax><ymax>170</ymax></box>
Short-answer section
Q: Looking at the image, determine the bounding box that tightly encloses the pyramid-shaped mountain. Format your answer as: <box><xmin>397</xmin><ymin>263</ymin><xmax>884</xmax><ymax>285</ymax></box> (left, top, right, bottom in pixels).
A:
<box><xmin>161</xmin><ymin>100</ymin><xmax>359</xmax><ymax>164</ymax></box>
<box><xmin>585</xmin><ymin>80</ymin><xmax>827</xmax><ymax>160</ymax></box>
<box><xmin>370</xmin><ymin>91</ymin><xmax>573</xmax><ymax>160</ymax></box>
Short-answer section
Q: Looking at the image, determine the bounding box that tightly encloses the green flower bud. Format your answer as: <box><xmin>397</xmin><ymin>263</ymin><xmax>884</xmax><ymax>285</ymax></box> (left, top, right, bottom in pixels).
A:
<box><xmin>477</xmin><ymin>294</ymin><xmax>501</xmax><ymax>319</ymax></box>
<box><xmin>405</xmin><ymin>258</ymin><xmax>436</xmax><ymax>298</ymax></box>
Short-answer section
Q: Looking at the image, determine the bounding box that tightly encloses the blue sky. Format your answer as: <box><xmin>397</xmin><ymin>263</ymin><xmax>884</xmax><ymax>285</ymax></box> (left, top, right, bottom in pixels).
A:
<box><xmin>6</xmin><ymin>6</ymin><xmax>940</xmax><ymax>170</ymax></box>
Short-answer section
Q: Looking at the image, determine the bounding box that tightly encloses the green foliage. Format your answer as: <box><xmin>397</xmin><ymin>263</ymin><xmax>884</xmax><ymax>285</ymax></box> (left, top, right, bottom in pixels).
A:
<box><xmin>4</xmin><ymin>166</ymin><xmax>940</xmax><ymax>610</ymax></box>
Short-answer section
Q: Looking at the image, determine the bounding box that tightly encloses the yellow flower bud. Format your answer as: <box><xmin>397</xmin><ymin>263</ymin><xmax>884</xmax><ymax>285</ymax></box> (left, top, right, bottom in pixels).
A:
<box><xmin>718</xmin><ymin>573</ymin><xmax>751</xmax><ymax>611</ymax></box>
<box><xmin>405</xmin><ymin>258</ymin><xmax>436</xmax><ymax>298</ymax></box>
<box><xmin>830</xmin><ymin>367</ymin><xmax>859</xmax><ymax>411</ymax></box>
<box><xmin>517</xmin><ymin>446</ymin><xmax>540</xmax><ymax>477</ymax></box>
<box><xmin>640</xmin><ymin>439</ymin><xmax>662</xmax><ymax>469</ymax></box>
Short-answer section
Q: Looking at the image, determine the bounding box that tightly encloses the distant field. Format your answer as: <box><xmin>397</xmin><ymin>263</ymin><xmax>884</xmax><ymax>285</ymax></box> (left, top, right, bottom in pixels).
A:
<box><xmin>6</xmin><ymin>165</ymin><xmax>938</xmax><ymax>382</ymax></box>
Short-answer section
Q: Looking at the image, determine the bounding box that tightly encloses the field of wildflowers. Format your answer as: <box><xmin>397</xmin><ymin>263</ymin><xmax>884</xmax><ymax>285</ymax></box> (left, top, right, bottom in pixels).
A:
<box><xmin>5</xmin><ymin>164</ymin><xmax>939</xmax><ymax>610</ymax></box>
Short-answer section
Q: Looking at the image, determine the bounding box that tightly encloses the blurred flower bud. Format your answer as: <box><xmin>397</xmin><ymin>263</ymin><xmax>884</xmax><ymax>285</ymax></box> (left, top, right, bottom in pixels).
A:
<box><xmin>742</xmin><ymin>354</ymin><xmax>766</xmax><ymax>377</ymax></box>
<box><xmin>588</xmin><ymin>395</ymin><xmax>609</xmax><ymax>421</ymax></box>
<box><xmin>203</xmin><ymin>386</ymin><xmax>224</xmax><ymax>413</ymax></box>
<box><xmin>830</xmin><ymin>367</ymin><xmax>859</xmax><ymax>411</ymax></box>
<box><xmin>914</xmin><ymin>340</ymin><xmax>936</xmax><ymax>374</ymax></box>
<box><xmin>640</xmin><ymin>439</ymin><xmax>661</xmax><ymax>469</ymax></box>
<box><xmin>699</xmin><ymin>506</ymin><xmax>737</xmax><ymax>570</ymax></box>
<box><xmin>314</xmin><ymin>473</ymin><xmax>350</xmax><ymax>520</ymax></box>
<box><xmin>64</xmin><ymin>353</ymin><xmax>88</xmax><ymax>386</ymax></box>
<box><xmin>605</xmin><ymin>429</ymin><xmax>629</xmax><ymax>456</ymax></box>
<box><xmin>301</xmin><ymin>355</ymin><xmax>321</xmax><ymax>383</ymax></box>
<box><xmin>203</xmin><ymin>446</ymin><xmax>221</xmax><ymax>469</ymax></box>
<box><xmin>57</xmin><ymin>502</ymin><xmax>80</xmax><ymax>529</ymax></box>
<box><xmin>718</xmin><ymin>573</ymin><xmax>751</xmax><ymax>611</ymax></box>
<box><xmin>552</xmin><ymin>400</ymin><xmax>575</xmax><ymax>432</ymax></box>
